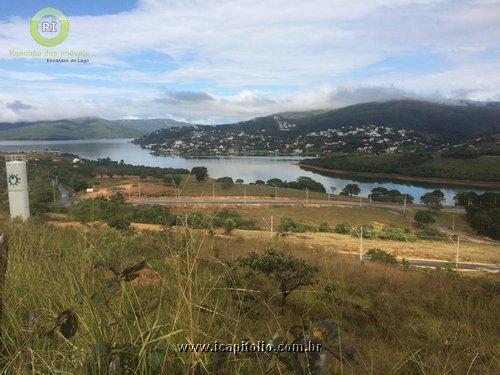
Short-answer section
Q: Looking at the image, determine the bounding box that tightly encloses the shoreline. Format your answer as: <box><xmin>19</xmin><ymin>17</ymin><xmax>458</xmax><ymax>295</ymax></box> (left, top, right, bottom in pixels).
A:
<box><xmin>299</xmin><ymin>164</ymin><xmax>500</xmax><ymax>189</ymax></box>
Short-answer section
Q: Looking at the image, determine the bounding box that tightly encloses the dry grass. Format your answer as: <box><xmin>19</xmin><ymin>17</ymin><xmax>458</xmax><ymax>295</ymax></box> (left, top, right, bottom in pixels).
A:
<box><xmin>175</xmin><ymin>205</ymin><xmax>412</xmax><ymax>230</ymax></box>
<box><xmin>0</xmin><ymin>219</ymin><xmax>497</xmax><ymax>373</ymax></box>
<box><xmin>90</xmin><ymin>175</ymin><xmax>362</xmax><ymax>202</ymax></box>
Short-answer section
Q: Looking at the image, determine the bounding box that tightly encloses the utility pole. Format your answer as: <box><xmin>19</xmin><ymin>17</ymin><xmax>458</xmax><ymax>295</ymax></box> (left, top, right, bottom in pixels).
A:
<box><xmin>52</xmin><ymin>180</ymin><xmax>56</xmax><ymax>204</ymax></box>
<box><xmin>369</xmin><ymin>194</ymin><xmax>372</xmax><ymax>204</ymax></box>
<box><xmin>244</xmin><ymin>187</ymin><xmax>247</xmax><ymax>205</ymax></box>
<box><xmin>456</xmin><ymin>236</ymin><xmax>460</xmax><ymax>269</ymax></box>
<box><xmin>359</xmin><ymin>226</ymin><xmax>363</xmax><ymax>261</ymax></box>
<box><xmin>403</xmin><ymin>195</ymin><xmax>407</xmax><ymax>217</ymax></box>
<box><xmin>271</xmin><ymin>215</ymin><xmax>274</xmax><ymax>238</ymax></box>
<box><xmin>452</xmin><ymin>214</ymin><xmax>455</xmax><ymax>231</ymax></box>
<box><xmin>306</xmin><ymin>189</ymin><xmax>309</xmax><ymax>205</ymax></box>
<box><xmin>262</xmin><ymin>216</ymin><xmax>274</xmax><ymax>238</ymax></box>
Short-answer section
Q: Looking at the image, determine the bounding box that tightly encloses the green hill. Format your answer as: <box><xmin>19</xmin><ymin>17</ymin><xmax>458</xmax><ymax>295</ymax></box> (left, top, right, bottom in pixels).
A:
<box><xmin>0</xmin><ymin>117</ymin><xmax>142</xmax><ymax>140</ymax></box>
<box><xmin>222</xmin><ymin>100</ymin><xmax>500</xmax><ymax>141</ymax></box>
<box><xmin>0</xmin><ymin>117</ymin><xmax>194</xmax><ymax>140</ymax></box>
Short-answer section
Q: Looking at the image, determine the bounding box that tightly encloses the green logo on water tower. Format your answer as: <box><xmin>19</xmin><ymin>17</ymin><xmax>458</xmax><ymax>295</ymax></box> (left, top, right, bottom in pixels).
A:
<box><xmin>8</xmin><ymin>174</ymin><xmax>21</xmax><ymax>187</ymax></box>
<box><xmin>30</xmin><ymin>7</ymin><xmax>69</xmax><ymax>47</ymax></box>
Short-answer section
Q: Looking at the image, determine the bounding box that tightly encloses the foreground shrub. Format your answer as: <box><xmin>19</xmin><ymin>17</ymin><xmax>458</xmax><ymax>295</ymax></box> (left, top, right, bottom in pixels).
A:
<box><xmin>235</xmin><ymin>249</ymin><xmax>318</xmax><ymax>312</ymax></box>
<box><xmin>318</xmin><ymin>222</ymin><xmax>330</xmax><ymax>232</ymax></box>
<box><xmin>334</xmin><ymin>221</ymin><xmax>351</xmax><ymax>234</ymax></box>
<box><xmin>417</xmin><ymin>227</ymin><xmax>447</xmax><ymax>240</ymax></box>
<box><xmin>278</xmin><ymin>218</ymin><xmax>307</xmax><ymax>233</ymax></box>
<box><xmin>379</xmin><ymin>226</ymin><xmax>417</xmax><ymax>242</ymax></box>
<box><xmin>105</xmin><ymin>215</ymin><xmax>131</xmax><ymax>230</ymax></box>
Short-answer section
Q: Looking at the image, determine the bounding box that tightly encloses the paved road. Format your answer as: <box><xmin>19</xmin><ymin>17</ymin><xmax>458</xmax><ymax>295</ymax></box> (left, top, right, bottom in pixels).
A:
<box><xmin>392</xmin><ymin>257</ymin><xmax>499</xmax><ymax>272</ymax></box>
<box><xmin>130</xmin><ymin>196</ymin><xmax>465</xmax><ymax>214</ymax></box>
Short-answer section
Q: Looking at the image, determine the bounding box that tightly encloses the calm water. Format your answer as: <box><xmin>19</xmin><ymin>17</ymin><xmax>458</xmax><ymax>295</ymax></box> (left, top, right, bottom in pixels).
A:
<box><xmin>0</xmin><ymin>139</ymin><xmax>491</xmax><ymax>204</ymax></box>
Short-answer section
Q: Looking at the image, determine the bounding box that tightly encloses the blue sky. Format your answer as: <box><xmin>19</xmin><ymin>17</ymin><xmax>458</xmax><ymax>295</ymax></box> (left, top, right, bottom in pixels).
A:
<box><xmin>0</xmin><ymin>0</ymin><xmax>499</xmax><ymax>123</ymax></box>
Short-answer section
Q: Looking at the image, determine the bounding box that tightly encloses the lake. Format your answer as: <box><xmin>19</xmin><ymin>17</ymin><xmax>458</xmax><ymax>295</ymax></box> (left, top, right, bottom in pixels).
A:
<box><xmin>0</xmin><ymin>139</ymin><xmax>491</xmax><ymax>204</ymax></box>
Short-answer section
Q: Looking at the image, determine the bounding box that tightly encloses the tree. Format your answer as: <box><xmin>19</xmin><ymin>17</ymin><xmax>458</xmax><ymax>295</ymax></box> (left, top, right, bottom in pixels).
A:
<box><xmin>454</xmin><ymin>191</ymin><xmax>479</xmax><ymax>207</ymax></box>
<box><xmin>340</xmin><ymin>184</ymin><xmax>361</xmax><ymax>196</ymax></box>
<box><xmin>330</xmin><ymin>187</ymin><xmax>337</xmax><ymax>194</ymax></box>
<box><xmin>267</xmin><ymin>178</ymin><xmax>284</xmax><ymax>187</ymax></box>
<box><xmin>217</xmin><ymin>177</ymin><xmax>234</xmax><ymax>189</ymax></box>
<box><xmin>414</xmin><ymin>210</ymin><xmax>435</xmax><ymax>228</ymax></box>
<box><xmin>162</xmin><ymin>174</ymin><xmax>181</xmax><ymax>187</ymax></box>
<box><xmin>464</xmin><ymin>192</ymin><xmax>500</xmax><ymax>239</ymax></box>
<box><xmin>420</xmin><ymin>189</ymin><xmax>445</xmax><ymax>210</ymax></box>
<box><xmin>235</xmin><ymin>179</ymin><xmax>244</xmax><ymax>184</ymax></box>
<box><xmin>290</xmin><ymin>176</ymin><xmax>326</xmax><ymax>193</ymax></box>
<box><xmin>236</xmin><ymin>249</ymin><xmax>318</xmax><ymax>312</ymax></box>
<box><xmin>30</xmin><ymin>177</ymin><xmax>58</xmax><ymax>214</ymax></box>
<box><xmin>255</xmin><ymin>180</ymin><xmax>265</xmax><ymax>186</ymax></box>
<box><xmin>191</xmin><ymin>167</ymin><xmax>208</xmax><ymax>182</ymax></box>
<box><xmin>69</xmin><ymin>176</ymin><xmax>90</xmax><ymax>192</ymax></box>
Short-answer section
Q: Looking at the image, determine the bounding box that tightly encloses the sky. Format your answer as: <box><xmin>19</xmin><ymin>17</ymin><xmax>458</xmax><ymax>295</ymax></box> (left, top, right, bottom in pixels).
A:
<box><xmin>0</xmin><ymin>0</ymin><xmax>499</xmax><ymax>123</ymax></box>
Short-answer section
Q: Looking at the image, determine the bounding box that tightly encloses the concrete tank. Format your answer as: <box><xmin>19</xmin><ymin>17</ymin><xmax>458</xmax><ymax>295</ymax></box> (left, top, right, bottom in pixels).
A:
<box><xmin>5</xmin><ymin>154</ymin><xmax>30</xmax><ymax>220</ymax></box>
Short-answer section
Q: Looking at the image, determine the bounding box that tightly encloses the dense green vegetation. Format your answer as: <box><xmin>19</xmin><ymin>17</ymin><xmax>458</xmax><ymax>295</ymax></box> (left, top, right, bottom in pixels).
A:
<box><xmin>455</xmin><ymin>191</ymin><xmax>500</xmax><ymax>239</ymax></box>
<box><xmin>370</xmin><ymin>187</ymin><xmax>413</xmax><ymax>203</ymax></box>
<box><xmin>255</xmin><ymin>177</ymin><xmax>326</xmax><ymax>193</ymax></box>
<box><xmin>301</xmin><ymin>153</ymin><xmax>500</xmax><ymax>182</ymax></box>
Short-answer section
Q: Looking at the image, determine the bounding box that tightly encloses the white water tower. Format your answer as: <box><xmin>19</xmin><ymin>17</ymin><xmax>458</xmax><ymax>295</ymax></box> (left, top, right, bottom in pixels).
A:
<box><xmin>5</xmin><ymin>154</ymin><xmax>30</xmax><ymax>220</ymax></box>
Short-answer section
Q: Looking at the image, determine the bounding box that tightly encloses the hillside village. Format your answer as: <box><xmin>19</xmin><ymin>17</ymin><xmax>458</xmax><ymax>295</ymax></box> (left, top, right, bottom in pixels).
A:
<box><xmin>135</xmin><ymin>122</ymin><xmax>422</xmax><ymax>156</ymax></box>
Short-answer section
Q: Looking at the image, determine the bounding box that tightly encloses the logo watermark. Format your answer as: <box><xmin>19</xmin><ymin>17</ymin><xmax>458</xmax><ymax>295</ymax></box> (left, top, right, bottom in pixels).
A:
<box><xmin>30</xmin><ymin>7</ymin><xmax>69</xmax><ymax>47</ymax></box>
<box><xmin>6</xmin><ymin>7</ymin><xmax>91</xmax><ymax>63</ymax></box>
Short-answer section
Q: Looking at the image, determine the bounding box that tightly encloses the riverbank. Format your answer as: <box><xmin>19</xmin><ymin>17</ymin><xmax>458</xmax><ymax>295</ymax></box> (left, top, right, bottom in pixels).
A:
<box><xmin>299</xmin><ymin>164</ymin><xmax>500</xmax><ymax>189</ymax></box>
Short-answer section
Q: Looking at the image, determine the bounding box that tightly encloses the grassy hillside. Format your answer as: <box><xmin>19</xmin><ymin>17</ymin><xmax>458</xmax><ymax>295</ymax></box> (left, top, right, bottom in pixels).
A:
<box><xmin>301</xmin><ymin>154</ymin><xmax>500</xmax><ymax>182</ymax></box>
<box><xmin>0</xmin><ymin>220</ymin><xmax>497</xmax><ymax>373</ymax></box>
<box><xmin>0</xmin><ymin>117</ymin><xmax>142</xmax><ymax>140</ymax></box>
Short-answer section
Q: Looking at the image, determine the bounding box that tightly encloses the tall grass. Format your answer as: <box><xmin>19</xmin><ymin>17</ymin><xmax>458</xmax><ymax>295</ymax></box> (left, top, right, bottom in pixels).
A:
<box><xmin>0</xmin><ymin>217</ymin><xmax>498</xmax><ymax>373</ymax></box>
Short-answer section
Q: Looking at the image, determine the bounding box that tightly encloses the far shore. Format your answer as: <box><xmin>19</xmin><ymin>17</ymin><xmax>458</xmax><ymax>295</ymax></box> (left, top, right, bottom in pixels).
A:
<box><xmin>299</xmin><ymin>164</ymin><xmax>500</xmax><ymax>189</ymax></box>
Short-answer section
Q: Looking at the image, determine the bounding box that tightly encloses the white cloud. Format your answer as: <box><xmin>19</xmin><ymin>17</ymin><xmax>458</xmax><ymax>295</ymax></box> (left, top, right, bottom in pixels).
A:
<box><xmin>0</xmin><ymin>0</ymin><xmax>499</xmax><ymax>121</ymax></box>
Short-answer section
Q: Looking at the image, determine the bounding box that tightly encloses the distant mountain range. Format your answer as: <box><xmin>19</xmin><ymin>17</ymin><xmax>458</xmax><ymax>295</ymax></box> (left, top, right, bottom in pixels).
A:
<box><xmin>218</xmin><ymin>100</ymin><xmax>500</xmax><ymax>141</ymax></box>
<box><xmin>1</xmin><ymin>100</ymin><xmax>499</xmax><ymax>141</ymax></box>
<box><xmin>114</xmin><ymin>118</ymin><xmax>193</xmax><ymax>134</ymax></box>
<box><xmin>0</xmin><ymin>117</ymin><xmax>191</xmax><ymax>140</ymax></box>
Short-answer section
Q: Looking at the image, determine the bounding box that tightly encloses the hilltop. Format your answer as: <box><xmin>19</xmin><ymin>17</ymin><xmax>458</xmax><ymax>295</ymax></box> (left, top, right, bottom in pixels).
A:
<box><xmin>0</xmin><ymin>117</ymin><xmax>191</xmax><ymax>140</ymax></box>
<box><xmin>220</xmin><ymin>100</ymin><xmax>500</xmax><ymax>141</ymax></box>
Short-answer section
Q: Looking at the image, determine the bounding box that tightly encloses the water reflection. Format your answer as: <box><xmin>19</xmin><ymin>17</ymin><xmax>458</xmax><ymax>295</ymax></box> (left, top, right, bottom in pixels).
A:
<box><xmin>0</xmin><ymin>138</ymin><xmax>493</xmax><ymax>204</ymax></box>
